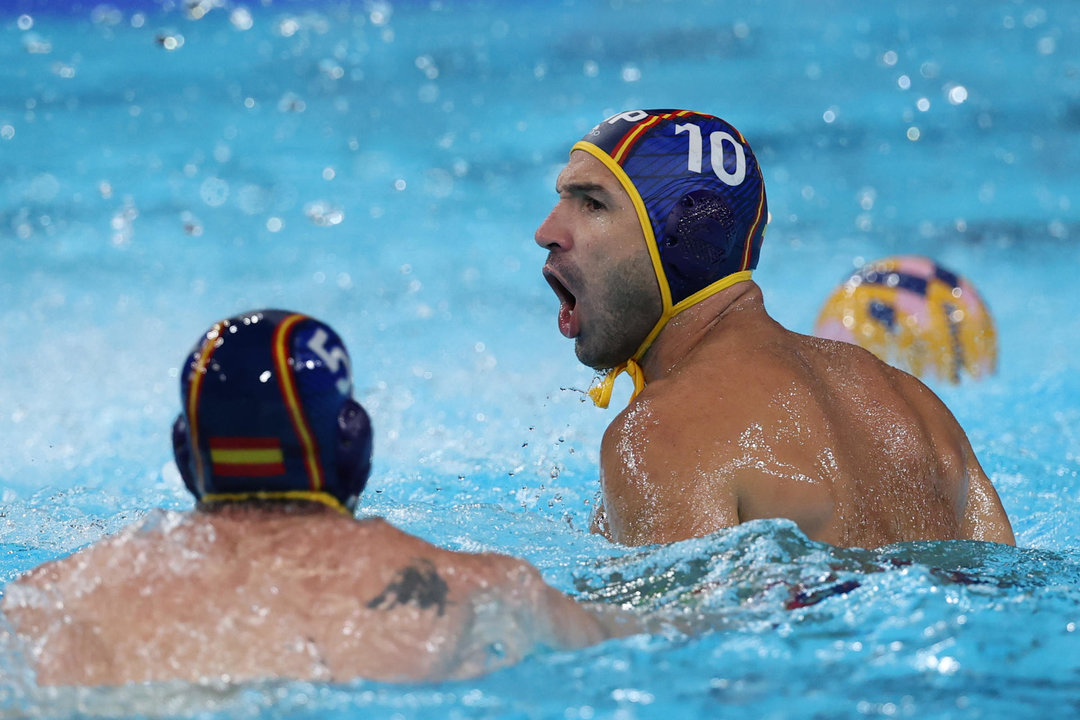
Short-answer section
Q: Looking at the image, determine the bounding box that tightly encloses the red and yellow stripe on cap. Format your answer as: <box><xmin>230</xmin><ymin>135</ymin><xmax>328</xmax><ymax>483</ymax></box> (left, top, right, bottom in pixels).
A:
<box><xmin>272</xmin><ymin>313</ymin><xmax>325</xmax><ymax>492</ymax></box>
<box><xmin>608</xmin><ymin>110</ymin><xmax>694</xmax><ymax>164</ymax></box>
<box><xmin>186</xmin><ymin>321</ymin><xmax>225</xmax><ymax>496</ymax></box>
<box><xmin>209</xmin><ymin>436</ymin><xmax>285</xmax><ymax>477</ymax></box>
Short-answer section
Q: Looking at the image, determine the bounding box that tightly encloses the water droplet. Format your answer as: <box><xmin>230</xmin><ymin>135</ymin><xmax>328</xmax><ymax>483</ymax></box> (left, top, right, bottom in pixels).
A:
<box><xmin>947</xmin><ymin>85</ymin><xmax>968</xmax><ymax>105</ymax></box>
<box><xmin>200</xmin><ymin>177</ymin><xmax>229</xmax><ymax>207</ymax></box>
<box><xmin>303</xmin><ymin>200</ymin><xmax>344</xmax><ymax>226</ymax></box>
<box><xmin>156</xmin><ymin>31</ymin><xmax>185</xmax><ymax>51</ymax></box>
<box><xmin>230</xmin><ymin>7</ymin><xmax>254</xmax><ymax>31</ymax></box>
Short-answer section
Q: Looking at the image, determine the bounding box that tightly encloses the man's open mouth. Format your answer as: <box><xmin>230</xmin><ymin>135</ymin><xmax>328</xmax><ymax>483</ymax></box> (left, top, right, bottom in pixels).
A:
<box><xmin>543</xmin><ymin>268</ymin><xmax>579</xmax><ymax>339</ymax></box>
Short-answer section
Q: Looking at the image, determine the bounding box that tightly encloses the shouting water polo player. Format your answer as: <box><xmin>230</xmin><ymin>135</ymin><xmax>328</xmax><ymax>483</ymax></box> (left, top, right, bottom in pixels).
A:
<box><xmin>535</xmin><ymin>109</ymin><xmax>1014</xmax><ymax>548</ymax></box>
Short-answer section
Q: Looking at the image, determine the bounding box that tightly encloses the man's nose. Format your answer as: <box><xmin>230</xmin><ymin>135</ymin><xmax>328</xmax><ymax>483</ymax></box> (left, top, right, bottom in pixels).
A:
<box><xmin>534</xmin><ymin>206</ymin><xmax>571</xmax><ymax>251</ymax></box>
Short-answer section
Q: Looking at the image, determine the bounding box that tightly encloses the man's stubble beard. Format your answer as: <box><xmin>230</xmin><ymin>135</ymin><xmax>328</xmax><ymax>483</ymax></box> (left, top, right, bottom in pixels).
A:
<box><xmin>574</xmin><ymin>255</ymin><xmax>661</xmax><ymax>371</ymax></box>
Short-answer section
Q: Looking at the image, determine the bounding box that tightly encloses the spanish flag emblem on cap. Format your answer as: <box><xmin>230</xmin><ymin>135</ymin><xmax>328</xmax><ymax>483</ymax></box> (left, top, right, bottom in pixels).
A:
<box><xmin>209</xmin><ymin>437</ymin><xmax>285</xmax><ymax>477</ymax></box>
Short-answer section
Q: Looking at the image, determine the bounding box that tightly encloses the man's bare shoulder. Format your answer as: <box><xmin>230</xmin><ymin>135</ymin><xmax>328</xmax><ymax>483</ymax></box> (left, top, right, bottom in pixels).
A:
<box><xmin>5</xmin><ymin>509</ymin><xmax>531</xmax><ymax>594</ymax></box>
<box><xmin>599</xmin><ymin>381</ymin><xmax>744</xmax><ymax>544</ymax></box>
<box><xmin>604</xmin><ymin>371</ymin><xmax>746</xmax><ymax>452</ymax></box>
<box><xmin>599</xmin><ymin>344</ymin><xmax>780</xmax><ymax>493</ymax></box>
<box><xmin>603</xmin><ymin>325</ymin><xmax>935</xmax><ymax>468</ymax></box>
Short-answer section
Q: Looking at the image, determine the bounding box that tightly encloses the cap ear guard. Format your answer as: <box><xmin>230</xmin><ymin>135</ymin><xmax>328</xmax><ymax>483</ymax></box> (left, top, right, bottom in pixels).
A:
<box><xmin>660</xmin><ymin>189</ymin><xmax>740</xmax><ymax>304</ymax></box>
<box><xmin>172</xmin><ymin>414</ymin><xmax>199</xmax><ymax>498</ymax></box>
<box><xmin>334</xmin><ymin>397</ymin><xmax>373</xmax><ymax>512</ymax></box>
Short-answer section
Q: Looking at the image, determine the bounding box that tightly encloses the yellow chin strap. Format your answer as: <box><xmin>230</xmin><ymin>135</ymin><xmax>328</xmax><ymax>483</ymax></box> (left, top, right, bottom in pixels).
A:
<box><xmin>587</xmin><ymin>270</ymin><xmax>753</xmax><ymax>408</ymax></box>
<box><xmin>199</xmin><ymin>490</ymin><xmax>352</xmax><ymax>515</ymax></box>
<box><xmin>588</xmin><ymin>358</ymin><xmax>647</xmax><ymax>409</ymax></box>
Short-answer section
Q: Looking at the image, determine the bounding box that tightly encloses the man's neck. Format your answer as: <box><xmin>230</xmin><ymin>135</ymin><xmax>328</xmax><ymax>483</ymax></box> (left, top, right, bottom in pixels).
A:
<box><xmin>639</xmin><ymin>281</ymin><xmax>764</xmax><ymax>382</ymax></box>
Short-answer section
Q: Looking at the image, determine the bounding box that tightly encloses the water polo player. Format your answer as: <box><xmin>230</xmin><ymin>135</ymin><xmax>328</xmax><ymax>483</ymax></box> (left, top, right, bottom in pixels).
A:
<box><xmin>535</xmin><ymin>109</ymin><xmax>1013</xmax><ymax>549</ymax></box>
<box><xmin>3</xmin><ymin>310</ymin><xmax>626</xmax><ymax>686</ymax></box>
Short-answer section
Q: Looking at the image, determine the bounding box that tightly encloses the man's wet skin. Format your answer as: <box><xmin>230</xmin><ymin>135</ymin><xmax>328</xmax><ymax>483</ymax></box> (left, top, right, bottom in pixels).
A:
<box><xmin>536</xmin><ymin>110</ymin><xmax>1014</xmax><ymax>550</ymax></box>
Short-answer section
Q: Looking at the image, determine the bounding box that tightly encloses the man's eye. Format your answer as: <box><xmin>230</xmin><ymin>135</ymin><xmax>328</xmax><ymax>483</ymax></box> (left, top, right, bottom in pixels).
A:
<box><xmin>583</xmin><ymin>196</ymin><xmax>605</xmax><ymax>212</ymax></box>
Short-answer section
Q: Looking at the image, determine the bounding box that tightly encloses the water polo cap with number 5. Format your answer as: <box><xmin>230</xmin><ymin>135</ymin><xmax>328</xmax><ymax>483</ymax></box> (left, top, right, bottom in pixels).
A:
<box><xmin>172</xmin><ymin>309</ymin><xmax>372</xmax><ymax>513</ymax></box>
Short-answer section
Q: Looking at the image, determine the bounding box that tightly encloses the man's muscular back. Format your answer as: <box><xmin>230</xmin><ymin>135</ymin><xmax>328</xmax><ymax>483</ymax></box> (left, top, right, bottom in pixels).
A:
<box><xmin>598</xmin><ymin>287</ymin><xmax>1014</xmax><ymax>549</ymax></box>
<box><xmin>6</xmin><ymin>510</ymin><xmax>611</xmax><ymax>685</ymax></box>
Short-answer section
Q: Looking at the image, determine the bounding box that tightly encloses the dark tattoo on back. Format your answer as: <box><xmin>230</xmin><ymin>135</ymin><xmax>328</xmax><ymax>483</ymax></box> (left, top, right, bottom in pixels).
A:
<box><xmin>367</xmin><ymin>558</ymin><xmax>450</xmax><ymax>616</ymax></box>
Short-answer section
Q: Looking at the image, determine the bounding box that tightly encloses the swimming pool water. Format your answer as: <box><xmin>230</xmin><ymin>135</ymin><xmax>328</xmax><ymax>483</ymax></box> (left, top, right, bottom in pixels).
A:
<box><xmin>2</xmin><ymin>1</ymin><xmax>1079</xmax><ymax>717</ymax></box>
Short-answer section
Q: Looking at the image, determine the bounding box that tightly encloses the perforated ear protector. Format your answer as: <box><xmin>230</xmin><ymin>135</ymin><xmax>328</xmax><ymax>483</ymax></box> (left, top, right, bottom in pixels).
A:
<box><xmin>334</xmin><ymin>398</ymin><xmax>373</xmax><ymax>511</ymax></box>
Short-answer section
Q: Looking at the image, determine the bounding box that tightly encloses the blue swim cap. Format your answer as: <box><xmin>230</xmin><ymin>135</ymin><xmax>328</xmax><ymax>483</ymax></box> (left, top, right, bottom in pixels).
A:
<box><xmin>575</xmin><ymin>110</ymin><xmax>768</xmax><ymax>407</ymax></box>
<box><xmin>576</xmin><ymin>109</ymin><xmax>767</xmax><ymax>307</ymax></box>
<box><xmin>172</xmin><ymin>309</ymin><xmax>372</xmax><ymax>513</ymax></box>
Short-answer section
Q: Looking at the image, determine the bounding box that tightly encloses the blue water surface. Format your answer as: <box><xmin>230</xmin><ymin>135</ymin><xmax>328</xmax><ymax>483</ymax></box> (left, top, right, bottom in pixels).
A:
<box><xmin>1</xmin><ymin>1</ymin><xmax>1079</xmax><ymax>718</ymax></box>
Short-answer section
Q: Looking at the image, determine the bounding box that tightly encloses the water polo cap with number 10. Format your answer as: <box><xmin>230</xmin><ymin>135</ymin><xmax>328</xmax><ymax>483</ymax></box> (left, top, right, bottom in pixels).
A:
<box><xmin>574</xmin><ymin>109</ymin><xmax>768</xmax><ymax>408</ymax></box>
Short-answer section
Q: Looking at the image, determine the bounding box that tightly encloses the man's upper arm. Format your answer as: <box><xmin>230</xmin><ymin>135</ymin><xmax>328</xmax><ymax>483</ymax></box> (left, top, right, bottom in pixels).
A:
<box><xmin>599</xmin><ymin>399</ymin><xmax>740</xmax><ymax>545</ymax></box>
<box><xmin>917</xmin><ymin>384</ymin><xmax>1016</xmax><ymax>547</ymax></box>
<box><xmin>959</xmin><ymin>454</ymin><xmax>1016</xmax><ymax>546</ymax></box>
<box><xmin>449</xmin><ymin>553</ymin><xmax>611</xmax><ymax>664</ymax></box>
